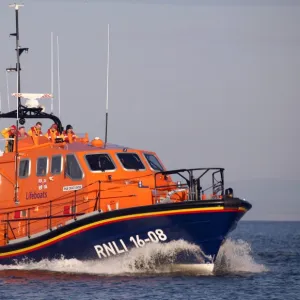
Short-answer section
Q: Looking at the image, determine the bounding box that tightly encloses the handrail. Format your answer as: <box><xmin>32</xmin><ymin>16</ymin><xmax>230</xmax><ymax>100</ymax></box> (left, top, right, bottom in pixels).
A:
<box><xmin>5</xmin><ymin>213</ymin><xmax>87</xmax><ymax>223</ymax></box>
<box><xmin>0</xmin><ymin>178</ymin><xmax>102</xmax><ymax>243</ymax></box>
<box><xmin>0</xmin><ymin>180</ymin><xmax>99</xmax><ymax>213</ymax></box>
<box><xmin>0</xmin><ymin>172</ymin><xmax>155</xmax><ymax>213</ymax></box>
<box><xmin>0</xmin><ymin>168</ymin><xmax>226</xmax><ymax>244</ymax></box>
<box><xmin>154</xmin><ymin>167</ymin><xmax>224</xmax><ymax>201</ymax></box>
<box><xmin>0</xmin><ymin>177</ymin><xmax>142</xmax><ymax>244</ymax></box>
<box><xmin>0</xmin><ymin>169</ymin><xmax>223</xmax><ymax>218</ymax></box>
<box><xmin>0</xmin><ymin>185</ymin><xmax>101</xmax><ymax>243</ymax></box>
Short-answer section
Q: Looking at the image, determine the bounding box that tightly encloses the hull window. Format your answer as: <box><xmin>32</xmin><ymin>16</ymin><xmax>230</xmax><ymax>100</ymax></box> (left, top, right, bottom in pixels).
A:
<box><xmin>19</xmin><ymin>159</ymin><xmax>30</xmax><ymax>178</ymax></box>
<box><xmin>36</xmin><ymin>157</ymin><xmax>48</xmax><ymax>177</ymax></box>
<box><xmin>116</xmin><ymin>153</ymin><xmax>145</xmax><ymax>171</ymax></box>
<box><xmin>143</xmin><ymin>153</ymin><xmax>164</xmax><ymax>171</ymax></box>
<box><xmin>85</xmin><ymin>154</ymin><xmax>116</xmax><ymax>172</ymax></box>
<box><xmin>66</xmin><ymin>154</ymin><xmax>83</xmax><ymax>180</ymax></box>
<box><xmin>51</xmin><ymin>155</ymin><xmax>63</xmax><ymax>175</ymax></box>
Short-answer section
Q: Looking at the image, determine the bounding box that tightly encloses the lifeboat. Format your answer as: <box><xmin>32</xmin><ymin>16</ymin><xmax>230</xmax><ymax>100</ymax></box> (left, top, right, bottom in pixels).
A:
<box><xmin>0</xmin><ymin>5</ymin><xmax>251</xmax><ymax>273</ymax></box>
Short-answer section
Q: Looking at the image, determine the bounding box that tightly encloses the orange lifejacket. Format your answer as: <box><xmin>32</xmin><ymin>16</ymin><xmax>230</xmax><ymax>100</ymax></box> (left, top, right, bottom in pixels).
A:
<box><xmin>1</xmin><ymin>128</ymin><xmax>16</xmax><ymax>152</ymax></box>
<box><xmin>62</xmin><ymin>130</ymin><xmax>76</xmax><ymax>143</ymax></box>
<box><xmin>46</xmin><ymin>128</ymin><xmax>60</xmax><ymax>140</ymax></box>
<box><xmin>28</xmin><ymin>126</ymin><xmax>43</xmax><ymax>137</ymax></box>
<box><xmin>7</xmin><ymin>130</ymin><xmax>15</xmax><ymax>138</ymax></box>
<box><xmin>18</xmin><ymin>131</ymin><xmax>28</xmax><ymax>138</ymax></box>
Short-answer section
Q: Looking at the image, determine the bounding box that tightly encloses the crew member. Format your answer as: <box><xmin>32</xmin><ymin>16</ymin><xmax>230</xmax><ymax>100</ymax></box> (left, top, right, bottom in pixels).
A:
<box><xmin>18</xmin><ymin>126</ymin><xmax>29</xmax><ymax>139</ymax></box>
<box><xmin>1</xmin><ymin>125</ymin><xmax>17</xmax><ymax>152</ymax></box>
<box><xmin>45</xmin><ymin>124</ymin><xmax>60</xmax><ymax>141</ymax></box>
<box><xmin>62</xmin><ymin>124</ymin><xmax>77</xmax><ymax>143</ymax></box>
<box><xmin>28</xmin><ymin>122</ymin><xmax>43</xmax><ymax>137</ymax></box>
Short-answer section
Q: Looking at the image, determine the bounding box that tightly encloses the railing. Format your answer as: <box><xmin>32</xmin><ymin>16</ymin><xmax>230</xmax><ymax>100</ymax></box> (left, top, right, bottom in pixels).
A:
<box><xmin>154</xmin><ymin>168</ymin><xmax>224</xmax><ymax>201</ymax></box>
<box><xmin>1</xmin><ymin>180</ymin><xmax>102</xmax><ymax>245</ymax></box>
<box><xmin>0</xmin><ymin>168</ymin><xmax>228</xmax><ymax>245</ymax></box>
<box><xmin>0</xmin><ymin>174</ymin><xmax>154</xmax><ymax>245</ymax></box>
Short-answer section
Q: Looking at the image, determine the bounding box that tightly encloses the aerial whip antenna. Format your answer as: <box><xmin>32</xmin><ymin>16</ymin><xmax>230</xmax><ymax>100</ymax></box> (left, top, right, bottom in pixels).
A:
<box><xmin>104</xmin><ymin>24</ymin><xmax>110</xmax><ymax>145</ymax></box>
<box><xmin>51</xmin><ymin>31</ymin><xmax>54</xmax><ymax>113</ymax></box>
<box><xmin>57</xmin><ymin>35</ymin><xmax>61</xmax><ymax>119</ymax></box>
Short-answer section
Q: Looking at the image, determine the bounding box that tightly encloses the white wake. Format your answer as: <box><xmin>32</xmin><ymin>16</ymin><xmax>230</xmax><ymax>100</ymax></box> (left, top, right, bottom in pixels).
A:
<box><xmin>214</xmin><ymin>238</ymin><xmax>268</xmax><ymax>273</ymax></box>
<box><xmin>0</xmin><ymin>239</ymin><xmax>267</xmax><ymax>276</ymax></box>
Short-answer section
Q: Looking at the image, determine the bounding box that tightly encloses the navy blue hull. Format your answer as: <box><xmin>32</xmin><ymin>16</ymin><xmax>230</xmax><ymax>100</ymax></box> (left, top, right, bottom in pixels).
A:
<box><xmin>0</xmin><ymin>200</ymin><xmax>250</xmax><ymax>266</ymax></box>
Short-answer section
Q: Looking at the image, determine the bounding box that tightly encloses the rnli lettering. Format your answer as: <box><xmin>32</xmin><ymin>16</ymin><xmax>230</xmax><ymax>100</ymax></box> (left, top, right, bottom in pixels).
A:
<box><xmin>26</xmin><ymin>191</ymin><xmax>47</xmax><ymax>200</ymax></box>
<box><xmin>94</xmin><ymin>229</ymin><xmax>167</xmax><ymax>259</ymax></box>
<box><xmin>63</xmin><ymin>185</ymin><xmax>83</xmax><ymax>192</ymax></box>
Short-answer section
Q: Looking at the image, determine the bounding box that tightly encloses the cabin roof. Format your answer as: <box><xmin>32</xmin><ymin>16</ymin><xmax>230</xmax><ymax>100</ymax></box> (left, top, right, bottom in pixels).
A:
<box><xmin>64</xmin><ymin>142</ymin><xmax>132</xmax><ymax>152</ymax></box>
<box><xmin>64</xmin><ymin>141</ymin><xmax>155</xmax><ymax>154</ymax></box>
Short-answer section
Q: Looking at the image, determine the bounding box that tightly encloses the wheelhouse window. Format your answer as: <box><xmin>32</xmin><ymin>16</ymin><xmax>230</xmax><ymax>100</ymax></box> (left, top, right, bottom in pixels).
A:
<box><xmin>19</xmin><ymin>159</ymin><xmax>30</xmax><ymax>178</ymax></box>
<box><xmin>51</xmin><ymin>155</ymin><xmax>62</xmax><ymax>175</ymax></box>
<box><xmin>36</xmin><ymin>157</ymin><xmax>48</xmax><ymax>177</ymax></box>
<box><xmin>117</xmin><ymin>153</ymin><xmax>145</xmax><ymax>170</ymax></box>
<box><xmin>144</xmin><ymin>153</ymin><xmax>164</xmax><ymax>171</ymax></box>
<box><xmin>85</xmin><ymin>154</ymin><xmax>115</xmax><ymax>172</ymax></box>
<box><xmin>66</xmin><ymin>154</ymin><xmax>83</xmax><ymax>180</ymax></box>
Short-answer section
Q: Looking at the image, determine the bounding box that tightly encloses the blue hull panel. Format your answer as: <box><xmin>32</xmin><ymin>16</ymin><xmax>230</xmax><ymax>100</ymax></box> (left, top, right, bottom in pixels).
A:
<box><xmin>0</xmin><ymin>206</ymin><xmax>247</xmax><ymax>266</ymax></box>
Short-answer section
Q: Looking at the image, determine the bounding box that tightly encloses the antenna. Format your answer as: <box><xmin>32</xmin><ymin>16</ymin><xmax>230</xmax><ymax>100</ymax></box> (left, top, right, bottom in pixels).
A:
<box><xmin>104</xmin><ymin>24</ymin><xmax>110</xmax><ymax>144</ymax></box>
<box><xmin>51</xmin><ymin>31</ymin><xmax>54</xmax><ymax>113</ymax></box>
<box><xmin>0</xmin><ymin>93</ymin><xmax>2</xmax><ymax>113</ymax></box>
<box><xmin>57</xmin><ymin>35</ymin><xmax>61</xmax><ymax>118</ymax></box>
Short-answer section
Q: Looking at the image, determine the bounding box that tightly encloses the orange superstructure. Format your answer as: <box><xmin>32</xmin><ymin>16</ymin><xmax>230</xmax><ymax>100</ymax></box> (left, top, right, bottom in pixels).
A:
<box><xmin>0</xmin><ymin>133</ymin><xmax>193</xmax><ymax>245</ymax></box>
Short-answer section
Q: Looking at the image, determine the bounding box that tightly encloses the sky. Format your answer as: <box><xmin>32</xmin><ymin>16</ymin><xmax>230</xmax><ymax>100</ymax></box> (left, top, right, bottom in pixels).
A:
<box><xmin>0</xmin><ymin>0</ymin><xmax>299</xmax><ymax>219</ymax></box>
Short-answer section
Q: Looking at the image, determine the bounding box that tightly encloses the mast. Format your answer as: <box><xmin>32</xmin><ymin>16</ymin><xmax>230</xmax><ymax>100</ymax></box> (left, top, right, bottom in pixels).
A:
<box><xmin>8</xmin><ymin>3</ymin><xmax>28</xmax><ymax>205</ymax></box>
<box><xmin>0</xmin><ymin>5</ymin><xmax>63</xmax><ymax>132</ymax></box>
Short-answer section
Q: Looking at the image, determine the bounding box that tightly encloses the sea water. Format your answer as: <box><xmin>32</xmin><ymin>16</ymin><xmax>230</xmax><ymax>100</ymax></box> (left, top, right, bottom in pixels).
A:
<box><xmin>0</xmin><ymin>221</ymin><xmax>298</xmax><ymax>300</ymax></box>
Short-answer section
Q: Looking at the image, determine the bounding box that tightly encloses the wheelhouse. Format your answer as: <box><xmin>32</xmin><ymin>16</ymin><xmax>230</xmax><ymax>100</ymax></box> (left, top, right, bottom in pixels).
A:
<box><xmin>17</xmin><ymin>149</ymin><xmax>164</xmax><ymax>174</ymax></box>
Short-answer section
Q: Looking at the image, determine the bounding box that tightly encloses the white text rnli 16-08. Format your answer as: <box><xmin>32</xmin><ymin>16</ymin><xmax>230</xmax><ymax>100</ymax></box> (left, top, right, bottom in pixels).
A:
<box><xmin>94</xmin><ymin>229</ymin><xmax>167</xmax><ymax>259</ymax></box>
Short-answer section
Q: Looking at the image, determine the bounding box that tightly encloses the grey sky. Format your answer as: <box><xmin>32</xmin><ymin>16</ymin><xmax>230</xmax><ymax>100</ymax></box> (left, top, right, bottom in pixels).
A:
<box><xmin>0</xmin><ymin>0</ymin><xmax>300</xmax><ymax>219</ymax></box>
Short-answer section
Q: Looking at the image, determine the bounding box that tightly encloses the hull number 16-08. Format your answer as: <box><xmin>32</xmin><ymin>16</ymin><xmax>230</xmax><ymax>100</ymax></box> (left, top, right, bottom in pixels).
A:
<box><xmin>94</xmin><ymin>229</ymin><xmax>167</xmax><ymax>259</ymax></box>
